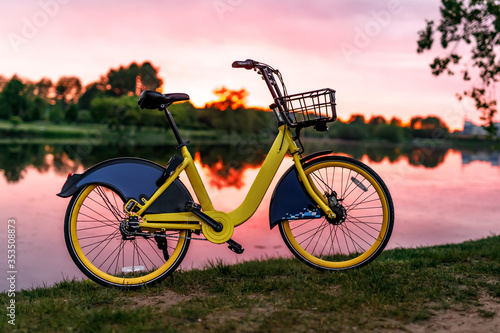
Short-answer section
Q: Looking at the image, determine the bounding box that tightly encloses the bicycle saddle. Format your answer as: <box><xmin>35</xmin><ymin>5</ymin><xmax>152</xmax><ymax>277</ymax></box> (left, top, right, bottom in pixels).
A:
<box><xmin>138</xmin><ymin>90</ymin><xmax>190</xmax><ymax>110</ymax></box>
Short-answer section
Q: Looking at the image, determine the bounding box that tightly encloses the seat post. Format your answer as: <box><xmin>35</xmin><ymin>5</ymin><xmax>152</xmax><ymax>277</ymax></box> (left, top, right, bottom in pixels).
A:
<box><xmin>163</xmin><ymin>108</ymin><xmax>187</xmax><ymax>148</ymax></box>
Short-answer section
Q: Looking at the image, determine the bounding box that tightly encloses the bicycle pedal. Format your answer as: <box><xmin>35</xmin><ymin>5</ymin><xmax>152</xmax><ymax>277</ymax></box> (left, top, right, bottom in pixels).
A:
<box><xmin>227</xmin><ymin>239</ymin><xmax>244</xmax><ymax>254</ymax></box>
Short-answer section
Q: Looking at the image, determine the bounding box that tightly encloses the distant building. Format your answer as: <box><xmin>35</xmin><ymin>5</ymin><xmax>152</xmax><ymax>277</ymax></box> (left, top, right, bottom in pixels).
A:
<box><xmin>462</xmin><ymin>120</ymin><xmax>500</xmax><ymax>136</ymax></box>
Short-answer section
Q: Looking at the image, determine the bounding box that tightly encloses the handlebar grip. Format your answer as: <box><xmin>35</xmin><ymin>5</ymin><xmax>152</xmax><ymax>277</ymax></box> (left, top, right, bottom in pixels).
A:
<box><xmin>232</xmin><ymin>59</ymin><xmax>255</xmax><ymax>70</ymax></box>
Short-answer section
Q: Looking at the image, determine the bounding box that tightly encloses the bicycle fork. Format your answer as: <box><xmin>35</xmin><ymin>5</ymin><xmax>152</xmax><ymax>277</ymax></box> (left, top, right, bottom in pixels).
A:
<box><xmin>291</xmin><ymin>153</ymin><xmax>337</xmax><ymax>220</ymax></box>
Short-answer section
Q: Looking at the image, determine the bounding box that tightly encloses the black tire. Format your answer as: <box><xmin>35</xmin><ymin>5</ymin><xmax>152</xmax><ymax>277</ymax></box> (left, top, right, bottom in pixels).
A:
<box><xmin>278</xmin><ymin>155</ymin><xmax>394</xmax><ymax>270</ymax></box>
<box><xmin>64</xmin><ymin>184</ymin><xmax>190</xmax><ymax>288</ymax></box>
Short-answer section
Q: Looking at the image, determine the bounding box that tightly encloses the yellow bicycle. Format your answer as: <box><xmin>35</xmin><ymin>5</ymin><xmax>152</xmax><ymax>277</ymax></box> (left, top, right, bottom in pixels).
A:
<box><xmin>58</xmin><ymin>59</ymin><xmax>394</xmax><ymax>288</ymax></box>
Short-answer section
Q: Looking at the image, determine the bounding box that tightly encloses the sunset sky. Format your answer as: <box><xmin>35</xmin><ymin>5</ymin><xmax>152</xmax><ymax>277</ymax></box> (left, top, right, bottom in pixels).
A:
<box><xmin>0</xmin><ymin>0</ymin><xmax>495</xmax><ymax>129</ymax></box>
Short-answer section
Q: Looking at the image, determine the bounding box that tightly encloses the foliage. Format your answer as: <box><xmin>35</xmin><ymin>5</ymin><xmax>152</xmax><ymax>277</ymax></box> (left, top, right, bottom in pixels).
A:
<box><xmin>90</xmin><ymin>95</ymin><xmax>140</xmax><ymax>129</ymax></box>
<box><xmin>197</xmin><ymin>87</ymin><xmax>273</xmax><ymax>135</ymax></box>
<box><xmin>331</xmin><ymin>121</ymin><xmax>367</xmax><ymax>141</ymax></box>
<box><xmin>105</xmin><ymin>61</ymin><xmax>163</xmax><ymax>97</ymax></box>
<box><xmin>78</xmin><ymin>82</ymin><xmax>105</xmax><ymax>110</ymax></box>
<box><xmin>373</xmin><ymin>123</ymin><xmax>404</xmax><ymax>142</ymax></box>
<box><xmin>49</xmin><ymin>105</ymin><xmax>64</xmax><ymax>124</ymax></box>
<box><xmin>55</xmin><ymin>76</ymin><xmax>82</xmax><ymax>105</ymax></box>
<box><xmin>417</xmin><ymin>0</ymin><xmax>500</xmax><ymax>136</ymax></box>
<box><xmin>0</xmin><ymin>76</ymin><xmax>30</xmax><ymax>120</ymax></box>
<box><xmin>65</xmin><ymin>104</ymin><xmax>79</xmax><ymax>122</ymax></box>
<box><xmin>77</xmin><ymin>110</ymin><xmax>94</xmax><ymax>123</ymax></box>
<box><xmin>205</xmin><ymin>87</ymin><xmax>248</xmax><ymax>110</ymax></box>
<box><xmin>30</xmin><ymin>96</ymin><xmax>46</xmax><ymax>121</ymax></box>
<box><xmin>409</xmin><ymin>115</ymin><xmax>450</xmax><ymax>139</ymax></box>
<box><xmin>9</xmin><ymin>115</ymin><xmax>23</xmax><ymax>127</ymax></box>
<box><xmin>169</xmin><ymin>101</ymin><xmax>199</xmax><ymax>129</ymax></box>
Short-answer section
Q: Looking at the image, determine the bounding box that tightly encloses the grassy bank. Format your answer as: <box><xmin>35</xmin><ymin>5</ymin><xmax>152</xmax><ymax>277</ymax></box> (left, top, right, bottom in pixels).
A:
<box><xmin>0</xmin><ymin>120</ymin><xmax>246</xmax><ymax>145</ymax></box>
<box><xmin>1</xmin><ymin>236</ymin><xmax>499</xmax><ymax>332</ymax></box>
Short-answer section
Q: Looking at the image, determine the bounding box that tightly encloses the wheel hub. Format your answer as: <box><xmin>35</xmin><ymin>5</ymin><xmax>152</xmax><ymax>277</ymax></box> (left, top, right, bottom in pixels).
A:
<box><xmin>120</xmin><ymin>216</ymin><xmax>140</xmax><ymax>240</ymax></box>
<box><xmin>325</xmin><ymin>191</ymin><xmax>347</xmax><ymax>225</ymax></box>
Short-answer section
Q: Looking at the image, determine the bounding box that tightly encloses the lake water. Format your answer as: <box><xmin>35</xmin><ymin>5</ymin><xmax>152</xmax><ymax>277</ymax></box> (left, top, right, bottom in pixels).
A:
<box><xmin>1</xmin><ymin>140</ymin><xmax>499</xmax><ymax>291</ymax></box>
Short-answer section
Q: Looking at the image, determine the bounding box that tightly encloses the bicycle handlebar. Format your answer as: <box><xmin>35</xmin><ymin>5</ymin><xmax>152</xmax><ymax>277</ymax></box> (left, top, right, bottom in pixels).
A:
<box><xmin>231</xmin><ymin>59</ymin><xmax>256</xmax><ymax>70</ymax></box>
<box><xmin>232</xmin><ymin>58</ymin><xmax>287</xmax><ymax>119</ymax></box>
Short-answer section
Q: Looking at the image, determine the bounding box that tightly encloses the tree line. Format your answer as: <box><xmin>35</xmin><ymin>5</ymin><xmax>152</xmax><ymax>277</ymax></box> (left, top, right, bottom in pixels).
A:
<box><xmin>0</xmin><ymin>60</ymin><xmax>450</xmax><ymax>142</ymax></box>
<box><xmin>319</xmin><ymin>114</ymin><xmax>450</xmax><ymax>143</ymax></box>
<box><xmin>0</xmin><ymin>61</ymin><xmax>274</xmax><ymax>135</ymax></box>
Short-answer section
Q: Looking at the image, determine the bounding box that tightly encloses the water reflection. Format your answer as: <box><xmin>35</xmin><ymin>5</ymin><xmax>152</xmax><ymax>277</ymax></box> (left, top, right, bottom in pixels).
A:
<box><xmin>304</xmin><ymin>140</ymin><xmax>451</xmax><ymax>169</ymax></box>
<box><xmin>462</xmin><ymin>151</ymin><xmax>499</xmax><ymax>166</ymax></box>
<box><xmin>1</xmin><ymin>141</ymin><xmax>497</xmax><ymax>184</ymax></box>
<box><xmin>0</xmin><ymin>142</ymin><xmax>269</xmax><ymax>184</ymax></box>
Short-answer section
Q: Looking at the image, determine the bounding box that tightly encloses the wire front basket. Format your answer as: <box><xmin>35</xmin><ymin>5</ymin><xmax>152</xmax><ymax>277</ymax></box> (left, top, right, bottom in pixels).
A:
<box><xmin>278</xmin><ymin>88</ymin><xmax>337</xmax><ymax>128</ymax></box>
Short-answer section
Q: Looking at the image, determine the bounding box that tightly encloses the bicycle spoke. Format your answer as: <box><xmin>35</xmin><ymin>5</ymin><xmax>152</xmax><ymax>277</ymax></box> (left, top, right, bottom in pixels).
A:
<box><xmin>77</xmin><ymin>224</ymin><xmax>118</xmax><ymax>232</ymax></box>
<box><xmin>133</xmin><ymin>239</ymin><xmax>159</xmax><ymax>272</ymax></box>
<box><xmin>95</xmin><ymin>186</ymin><xmax>123</xmax><ymax>221</ymax></box>
<box><xmin>310</xmin><ymin>221</ymin><xmax>327</xmax><ymax>255</ymax></box>
<box><xmin>91</xmin><ymin>231</ymin><xmax>122</xmax><ymax>263</ymax></box>
<box><xmin>79</xmin><ymin>207</ymin><xmax>120</xmax><ymax>228</ymax></box>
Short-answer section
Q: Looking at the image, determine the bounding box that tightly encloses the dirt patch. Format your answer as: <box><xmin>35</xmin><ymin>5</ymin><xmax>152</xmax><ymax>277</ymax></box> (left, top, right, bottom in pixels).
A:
<box><xmin>121</xmin><ymin>289</ymin><xmax>208</xmax><ymax>311</ymax></box>
<box><xmin>405</xmin><ymin>295</ymin><xmax>500</xmax><ymax>333</ymax></box>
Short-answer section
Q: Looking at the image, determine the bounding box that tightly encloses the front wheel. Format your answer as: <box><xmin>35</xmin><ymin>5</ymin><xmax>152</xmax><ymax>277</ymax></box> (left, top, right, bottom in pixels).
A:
<box><xmin>64</xmin><ymin>184</ymin><xmax>191</xmax><ymax>288</ymax></box>
<box><xmin>278</xmin><ymin>156</ymin><xmax>394</xmax><ymax>270</ymax></box>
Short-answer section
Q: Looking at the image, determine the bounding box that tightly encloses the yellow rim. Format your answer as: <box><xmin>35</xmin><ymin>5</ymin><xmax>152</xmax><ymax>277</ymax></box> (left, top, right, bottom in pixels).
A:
<box><xmin>70</xmin><ymin>185</ymin><xmax>188</xmax><ymax>285</ymax></box>
<box><xmin>283</xmin><ymin>160</ymin><xmax>389</xmax><ymax>269</ymax></box>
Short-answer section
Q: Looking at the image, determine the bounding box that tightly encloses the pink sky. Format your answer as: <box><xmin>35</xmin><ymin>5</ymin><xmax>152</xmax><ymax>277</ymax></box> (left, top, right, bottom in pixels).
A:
<box><xmin>0</xmin><ymin>0</ymin><xmax>495</xmax><ymax>129</ymax></box>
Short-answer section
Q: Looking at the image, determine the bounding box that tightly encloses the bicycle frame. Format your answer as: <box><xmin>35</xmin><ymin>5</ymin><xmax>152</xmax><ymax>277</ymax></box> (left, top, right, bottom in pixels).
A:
<box><xmin>135</xmin><ymin>124</ymin><xmax>335</xmax><ymax>234</ymax></box>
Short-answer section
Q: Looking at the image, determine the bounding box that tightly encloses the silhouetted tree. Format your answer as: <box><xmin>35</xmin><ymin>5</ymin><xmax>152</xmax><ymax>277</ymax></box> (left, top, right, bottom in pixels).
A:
<box><xmin>205</xmin><ymin>87</ymin><xmax>249</xmax><ymax>111</ymax></box>
<box><xmin>0</xmin><ymin>75</ymin><xmax>7</xmax><ymax>91</ymax></box>
<box><xmin>78</xmin><ymin>82</ymin><xmax>105</xmax><ymax>110</ymax></box>
<box><xmin>389</xmin><ymin>117</ymin><xmax>403</xmax><ymax>126</ymax></box>
<box><xmin>0</xmin><ymin>76</ymin><xmax>30</xmax><ymax>120</ymax></box>
<box><xmin>348</xmin><ymin>114</ymin><xmax>366</xmax><ymax>125</ymax></box>
<box><xmin>368</xmin><ymin>115</ymin><xmax>387</xmax><ymax>126</ymax></box>
<box><xmin>55</xmin><ymin>76</ymin><xmax>82</xmax><ymax>105</ymax></box>
<box><xmin>410</xmin><ymin>115</ymin><xmax>449</xmax><ymax>138</ymax></box>
<box><xmin>104</xmin><ymin>61</ymin><xmax>163</xmax><ymax>97</ymax></box>
<box><xmin>33</xmin><ymin>78</ymin><xmax>54</xmax><ymax>101</ymax></box>
<box><xmin>417</xmin><ymin>0</ymin><xmax>500</xmax><ymax>135</ymax></box>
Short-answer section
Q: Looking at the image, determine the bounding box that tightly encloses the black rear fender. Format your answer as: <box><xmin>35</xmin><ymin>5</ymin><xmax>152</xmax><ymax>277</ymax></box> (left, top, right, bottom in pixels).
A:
<box><xmin>57</xmin><ymin>157</ymin><xmax>192</xmax><ymax>214</ymax></box>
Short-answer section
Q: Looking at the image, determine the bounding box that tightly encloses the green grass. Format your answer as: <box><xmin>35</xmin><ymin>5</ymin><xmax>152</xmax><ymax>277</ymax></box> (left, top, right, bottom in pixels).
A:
<box><xmin>1</xmin><ymin>236</ymin><xmax>499</xmax><ymax>332</ymax></box>
<box><xmin>0</xmin><ymin>120</ymin><xmax>268</xmax><ymax>145</ymax></box>
<box><xmin>0</xmin><ymin>120</ymin><xmax>102</xmax><ymax>138</ymax></box>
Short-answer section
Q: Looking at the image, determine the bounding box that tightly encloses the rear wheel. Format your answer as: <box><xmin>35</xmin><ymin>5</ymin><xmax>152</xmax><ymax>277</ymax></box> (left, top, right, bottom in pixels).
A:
<box><xmin>64</xmin><ymin>184</ymin><xmax>190</xmax><ymax>288</ymax></box>
<box><xmin>278</xmin><ymin>156</ymin><xmax>394</xmax><ymax>270</ymax></box>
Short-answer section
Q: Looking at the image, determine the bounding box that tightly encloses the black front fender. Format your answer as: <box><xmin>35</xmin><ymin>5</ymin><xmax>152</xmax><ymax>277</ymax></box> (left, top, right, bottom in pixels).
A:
<box><xmin>269</xmin><ymin>150</ymin><xmax>333</xmax><ymax>229</ymax></box>
<box><xmin>57</xmin><ymin>157</ymin><xmax>192</xmax><ymax>214</ymax></box>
